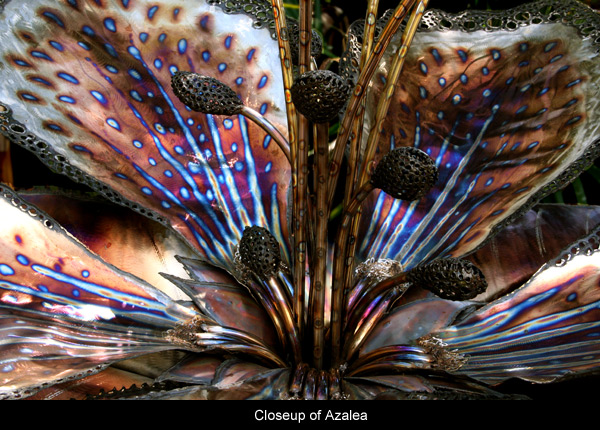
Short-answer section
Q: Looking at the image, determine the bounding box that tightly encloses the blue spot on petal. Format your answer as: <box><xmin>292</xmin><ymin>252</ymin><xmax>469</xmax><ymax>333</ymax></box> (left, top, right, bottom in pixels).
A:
<box><xmin>104</xmin><ymin>18</ymin><xmax>117</xmax><ymax>32</ymax></box>
<box><xmin>91</xmin><ymin>90</ymin><xmax>107</xmax><ymax>104</ymax></box>
<box><xmin>57</xmin><ymin>72</ymin><xmax>79</xmax><ymax>84</ymax></box>
<box><xmin>49</xmin><ymin>40</ymin><xmax>64</xmax><ymax>51</ymax></box>
<box><xmin>178</xmin><ymin>38</ymin><xmax>187</xmax><ymax>54</ymax></box>
<box><xmin>148</xmin><ymin>5</ymin><xmax>158</xmax><ymax>19</ymax></box>
<box><xmin>258</xmin><ymin>75</ymin><xmax>268</xmax><ymax>89</ymax></box>
<box><xmin>0</xmin><ymin>264</ymin><xmax>15</xmax><ymax>276</ymax></box>
<box><xmin>16</xmin><ymin>255</ymin><xmax>29</xmax><ymax>266</ymax></box>
<box><xmin>107</xmin><ymin>118</ymin><xmax>121</xmax><ymax>130</ymax></box>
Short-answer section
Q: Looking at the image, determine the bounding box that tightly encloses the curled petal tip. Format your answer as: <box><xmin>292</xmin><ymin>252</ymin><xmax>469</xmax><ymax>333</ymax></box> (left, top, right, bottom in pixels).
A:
<box><xmin>171</xmin><ymin>71</ymin><xmax>242</xmax><ymax>116</ymax></box>
<box><xmin>370</xmin><ymin>146</ymin><xmax>438</xmax><ymax>201</ymax></box>
<box><xmin>407</xmin><ymin>258</ymin><xmax>487</xmax><ymax>301</ymax></box>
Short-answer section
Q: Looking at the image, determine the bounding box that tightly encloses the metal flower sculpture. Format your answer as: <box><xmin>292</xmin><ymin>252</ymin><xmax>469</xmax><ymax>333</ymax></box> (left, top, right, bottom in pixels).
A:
<box><xmin>0</xmin><ymin>0</ymin><xmax>600</xmax><ymax>400</ymax></box>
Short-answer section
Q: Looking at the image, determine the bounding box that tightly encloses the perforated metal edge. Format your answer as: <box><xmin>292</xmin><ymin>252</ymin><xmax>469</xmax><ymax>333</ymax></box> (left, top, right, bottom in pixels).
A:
<box><xmin>341</xmin><ymin>0</ymin><xmax>600</xmax><ymax>83</ymax></box>
<box><xmin>208</xmin><ymin>0</ymin><xmax>279</xmax><ymax>40</ymax></box>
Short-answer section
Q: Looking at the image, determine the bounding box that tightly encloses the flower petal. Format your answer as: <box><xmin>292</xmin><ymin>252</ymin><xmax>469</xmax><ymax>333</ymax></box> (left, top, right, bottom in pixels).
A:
<box><xmin>0</xmin><ymin>184</ymin><xmax>200</xmax><ymax>398</ymax></box>
<box><xmin>0</xmin><ymin>0</ymin><xmax>291</xmax><ymax>272</ymax></box>
<box><xmin>21</xmin><ymin>190</ymin><xmax>199</xmax><ymax>300</ymax></box>
<box><xmin>434</xmin><ymin>224</ymin><xmax>600</xmax><ymax>385</ymax></box>
<box><xmin>25</xmin><ymin>367</ymin><xmax>154</xmax><ymax>400</ymax></box>
<box><xmin>468</xmin><ymin>203</ymin><xmax>600</xmax><ymax>302</ymax></box>
<box><xmin>353</xmin><ymin>1</ymin><xmax>600</xmax><ymax>269</ymax></box>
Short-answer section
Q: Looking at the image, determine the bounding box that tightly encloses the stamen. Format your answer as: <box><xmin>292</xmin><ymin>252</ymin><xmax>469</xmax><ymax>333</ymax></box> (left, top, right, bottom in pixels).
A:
<box><xmin>370</xmin><ymin>146</ymin><xmax>438</xmax><ymax>201</ymax></box>
<box><xmin>239</xmin><ymin>226</ymin><xmax>282</xmax><ymax>279</ymax></box>
<box><xmin>407</xmin><ymin>258</ymin><xmax>488</xmax><ymax>301</ymax></box>
<box><xmin>291</xmin><ymin>70</ymin><xmax>351</xmax><ymax>123</ymax></box>
<box><xmin>171</xmin><ymin>71</ymin><xmax>242</xmax><ymax>115</ymax></box>
<box><xmin>171</xmin><ymin>72</ymin><xmax>291</xmax><ymax>161</ymax></box>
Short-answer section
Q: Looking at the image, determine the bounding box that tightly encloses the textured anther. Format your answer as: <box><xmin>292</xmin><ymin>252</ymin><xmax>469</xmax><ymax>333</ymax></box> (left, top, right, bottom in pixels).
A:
<box><xmin>290</xmin><ymin>70</ymin><xmax>351</xmax><ymax>123</ymax></box>
<box><xmin>171</xmin><ymin>71</ymin><xmax>242</xmax><ymax>116</ymax></box>
<box><xmin>238</xmin><ymin>226</ymin><xmax>282</xmax><ymax>278</ymax></box>
<box><xmin>287</xmin><ymin>19</ymin><xmax>323</xmax><ymax>64</ymax></box>
<box><xmin>370</xmin><ymin>146</ymin><xmax>438</xmax><ymax>201</ymax></box>
<box><xmin>407</xmin><ymin>258</ymin><xmax>487</xmax><ymax>301</ymax></box>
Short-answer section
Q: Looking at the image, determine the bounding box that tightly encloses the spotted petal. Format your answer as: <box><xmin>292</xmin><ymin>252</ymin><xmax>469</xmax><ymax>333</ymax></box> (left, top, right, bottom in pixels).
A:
<box><xmin>0</xmin><ymin>0</ymin><xmax>290</xmax><ymax>272</ymax></box>
<box><xmin>20</xmin><ymin>190</ymin><xmax>198</xmax><ymax>300</ymax></box>
<box><xmin>0</xmin><ymin>184</ymin><xmax>199</xmax><ymax>399</ymax></box>
<box><xmin>354</xmin><ymin>0</ymin><xmax>600</xmax><ymax>269</ymax></box>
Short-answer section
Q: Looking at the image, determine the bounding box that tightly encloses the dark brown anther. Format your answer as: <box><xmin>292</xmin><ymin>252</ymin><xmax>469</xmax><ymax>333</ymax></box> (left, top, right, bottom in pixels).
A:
<box><xmin>171</xmin><ymin>71</ymin><xmax>242</xmax><ymax>116</ymax></box>
<box><xmin>370</xmin><ymin>146</ymin><xmax>438</xmax><ymax>201</ymax></box>
<box><xmin>291</xmin><ymin>70</ymin><xmax>352</xmax><ymax>123</ymax></box>
<box><xmin>238</xmin><ymin>226</ymin><xmax>282</xmax><ymax>278</ymax></box>
<box><xmin>287</xmin><ymin>19</ymin><xmax>323</xmax><ymax>64</ymax></box>
<box><xmin>407</xmin><ymin>258</ymin><xmax>487</xmax><ymax>301</ymax></box>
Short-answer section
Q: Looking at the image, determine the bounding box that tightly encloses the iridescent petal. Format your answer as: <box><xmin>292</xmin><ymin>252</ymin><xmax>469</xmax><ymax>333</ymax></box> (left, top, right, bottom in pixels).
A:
<box><xmin>434</xmin><ymin>225</ymin><xmax>600</xmax><ymax>385</ymax></box>
<box><xmin>0</xmin><ymin>0</ymin><xmax>290</xmax><ymax>272</ymax></box>
<box><xmin>359</xmin><ymin>288</ymin><xmax>476</xmax><ymax>355</ymax></box>
<box><xmin>467</xmin><ymin>203</ymin><xmax>600</xmax><ymax>302</ymax></box>
<box><xmin>157</xmin><ymin>353</ymin><xmax>224</xmax><ymax>385</ymax></box>
<box><xmin>21</xmin><ymin>190</ymin><xmax>199</xmax><ymax>300</ymax></box>
<box><xmin>25</xmin><ymin>367</ymin><xmax>154</xmax><ymax>400</ymax></box>
<box><xmin>162</xmin><ymin>270</ymin><xmax>279</xmax><ymax>349</ymax></box>
<box><xmin>0</xmin><ymin>184</ymin><xmax>199</xmax><ymax>398</ymax></box>
<box><xmin>209</xmin><ymin>367</ymin><xmax>290</xmax><ymax>400</ymax></box>
<box><xmin>354</xmin><ymin>1</ymin><xmax>600</xmax><ymax>269</ymax></box>
<box><xmin>360</xmin><ymin>204</ymin><xmax>600</xmax><ymax>355</ymax></box>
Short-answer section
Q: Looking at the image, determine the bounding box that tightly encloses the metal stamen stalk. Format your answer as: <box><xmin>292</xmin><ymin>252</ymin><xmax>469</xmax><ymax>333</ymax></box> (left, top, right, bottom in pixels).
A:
<box><xmin>359</xmin><ymin>0</ymin><xmax>429</xmax><ymax>190</ymax></box>
<box><xmin>309</xmin><ymin>121</ymin><xmax>330</xmax><ymax>370</ymax></box>
<box><xmin>167</xmin><ymin>317</ymin><xmax>286</xmax><ymax>368</ymax></box>
<box><xmin>346</xmin><ymin>346</ymin><xmax>435</xmax><ymax>377</ymax></box>
<box><xmin>290</xmin><ymin>67</ymin><xmax>350</xmax><ymax>369</ymax></box>
<box><xmin>347</xmin><ymin>344</ymin><xmax>430</xmax><ymax>373</ymax></box>
<box><xmin>327</xmin><ymin>0</ymin><xmax>418</xmax><ymax>204</ymax></box>
<box><xmin>343</xmin><ymin>272</ymin><xmax>407</xmax><ymax>343</ymax></box>
<box><xmin>295</xmin><ymin>0</ymin><xmax>314</xmax><ymax>343</ymax></box>
<box><xmin>341</xmin><ymin>1</ymin><xmax>430</xmax><ymax>302</ymax></box>
<box><xmin>237</xmin><ymin>105</ymin><xmax>291</xmax><ymax>162</ymax></box>
<box><xmin>171</xmin><ymin>71</ymin><xmax>291</xmax><ymax>162</ymax></box>
<box><xmin>198</xmin><ymin>341</ymin><xmax>288</xmax><ymax>368</ymax></box>
<box><xmin>330</xmin><ymin>181</ymin><xmax>376</xmax><ymax>366</ymax></box>
<box><xmin>343</xmin><ymin>0</ymin><xmax>381</xmax><ymax>207</ymax></box>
